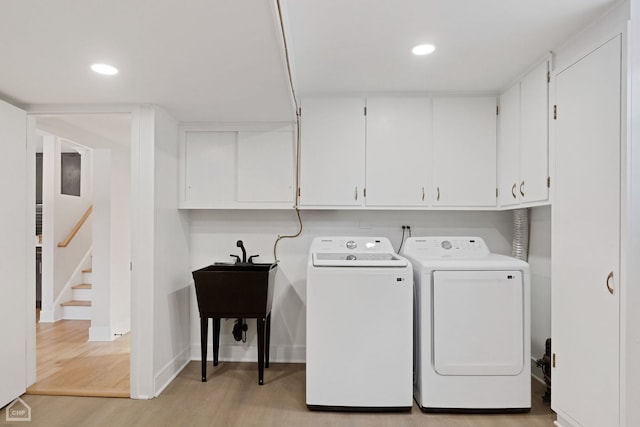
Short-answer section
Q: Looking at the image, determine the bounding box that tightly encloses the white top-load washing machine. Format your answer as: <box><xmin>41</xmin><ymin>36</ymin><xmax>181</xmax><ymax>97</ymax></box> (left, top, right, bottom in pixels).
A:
<box><xmin>401</xmin><ymin>236</ymin><xmax>530</xmax><ymax>413</ymax></box>
<box><xmin>306</xmin><ymin>237</ymin><xmax>413</xmax><ymax>411</ymax></box>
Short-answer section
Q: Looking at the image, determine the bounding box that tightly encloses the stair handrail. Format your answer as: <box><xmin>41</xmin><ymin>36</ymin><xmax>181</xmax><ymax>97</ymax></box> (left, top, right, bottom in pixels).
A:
<box><xmin>57</xmin><ymin>204</ymin><xmax>93</xmax><ymax>248</ymax></box>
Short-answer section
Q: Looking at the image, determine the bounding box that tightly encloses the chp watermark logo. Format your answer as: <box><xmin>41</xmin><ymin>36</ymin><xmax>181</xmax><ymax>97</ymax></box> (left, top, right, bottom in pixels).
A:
<box><xmin>5</xmin><ymin>397</ymin><xmax>31</xmax><ymax>422</ymax></box>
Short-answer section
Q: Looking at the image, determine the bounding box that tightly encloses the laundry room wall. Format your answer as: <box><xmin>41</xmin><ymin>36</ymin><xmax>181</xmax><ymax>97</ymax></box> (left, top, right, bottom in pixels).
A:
<box><xmin>188</xmin><ymin>209</ymin><xmax>516</xmax><ymax>363</ymax></box>
<box><xmin>528</xmin><ymin>206</ymin><xmax>552</xmax><ymax>381</ymax></box>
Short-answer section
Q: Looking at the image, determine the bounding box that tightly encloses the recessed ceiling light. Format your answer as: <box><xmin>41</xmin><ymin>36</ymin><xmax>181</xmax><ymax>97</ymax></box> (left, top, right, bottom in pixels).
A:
<box><xmin>412</xmin><ymin>44</ymin><xmax>436</xmax><ymax>56</ymax></box>
<box><xmin>91</xmin><ymin>63</ymin><xmax>119</xmax><ymax>75</ymax></box>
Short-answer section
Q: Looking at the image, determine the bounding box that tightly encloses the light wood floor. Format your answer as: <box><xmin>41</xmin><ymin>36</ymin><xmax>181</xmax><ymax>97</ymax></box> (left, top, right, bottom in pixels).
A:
<box><xmin>25</xmin><ymin>318</ymin><xmax>130</xmax><ymax>397</ymax></box>
<box><xmin>12</xmin><ymin>361</ymin><xmax>556</xmax><ymax>427</ymax></box>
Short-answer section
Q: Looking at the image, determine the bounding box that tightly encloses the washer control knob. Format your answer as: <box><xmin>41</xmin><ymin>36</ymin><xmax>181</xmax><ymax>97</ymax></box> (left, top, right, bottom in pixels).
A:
<box><xmin>346</xmin><ymin>240</ymin><xmax>357</xmax><ymax>249</ymax></box>
<box><xmin>441</xmin><ymin>240</ymin><xmax>452</xmax><ymax>250</ymax></box>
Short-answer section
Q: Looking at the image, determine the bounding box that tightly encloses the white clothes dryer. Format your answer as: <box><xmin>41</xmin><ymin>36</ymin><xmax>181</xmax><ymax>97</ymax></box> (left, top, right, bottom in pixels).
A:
<box><xmin>306</xmin><ymin>237</ymin><xmax>413</xmax><ymax>411</ymax></box>
<box><xmin>401</xmin><ymin>236</ymin><xmax>531</xmax><ymax>413</ymax></box>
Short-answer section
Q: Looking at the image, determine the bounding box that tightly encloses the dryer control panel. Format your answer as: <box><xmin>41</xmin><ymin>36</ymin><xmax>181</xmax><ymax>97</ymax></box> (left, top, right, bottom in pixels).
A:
<box><xmin>402</xmin><ymin>236</ymin><xmax>490</xmax><ymax>259</ymax></box>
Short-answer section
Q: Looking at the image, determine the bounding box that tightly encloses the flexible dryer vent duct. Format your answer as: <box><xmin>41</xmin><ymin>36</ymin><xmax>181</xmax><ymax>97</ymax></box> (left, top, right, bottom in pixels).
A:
<box><xmin>512</xmin><ymin>208</ymin><xmax>530</xmax><ymax>261</ymax></box>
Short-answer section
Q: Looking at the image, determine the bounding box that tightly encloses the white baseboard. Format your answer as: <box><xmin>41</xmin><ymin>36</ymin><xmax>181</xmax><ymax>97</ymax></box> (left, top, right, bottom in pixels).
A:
<box><xmin>554</xmin><ymin>414</ymin><xmax>577</xmax><ymax>427</ymax></box>
<box><xmin>38</xmin><ymin>309</ymin><xmax>56</xmax><ymax>323</ymax></box>
<box><xmin>190</xmin><ymin>344</ymin><xmax>306</xmax><ymax>363</ymax></box>
<box><xmin>531</xmin><ymin>356</ymin><xmax>546</xmax><ymax>384</ymax></box>
<box><xmin>155</xmin><ymin>347</ymin><xmax>191</xmax><ymax>397</ymax></box>
<box><xmin>88</xmin><ymin>326</ymin><xmax>114</xmax><ymax>342</ymax></box>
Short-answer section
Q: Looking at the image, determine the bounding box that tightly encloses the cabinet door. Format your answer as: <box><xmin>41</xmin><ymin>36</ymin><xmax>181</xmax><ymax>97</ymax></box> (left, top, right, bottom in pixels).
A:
<box><xmin>497</xmin><ymin>83</ymin><xmax>521</xmax><ymax>207</ymax></box>
<box><xmin>299</xmin><ymin>98</ymin><xmax>365</xmax><ymax>207</ymax></box>
<box><xmin>433</xmin><ymin>97</ymin><xmax>497</xmax><ymax>207</ymax></box>
<box><xmin>183</xmin><ymin>131</ymin><xmax>236</xmax><ymax>206</ymax></box>
<box><xmin>365</xmin><ymin>97</ymin><xmax>431</xmax><ymax>206</ymax></box>
<box><xmin>520</xmin><ymin>60</ymin><xmax>549</xmax><ymax>204</ymax></box>
<box><xmin>552</xmin><ymin>35</ymin><xmax>621</xmax><ymax>427</ymax></box>
<box><xmin>237</xmin><ymin>130</ymin><xmax>294</xmax><ymax>203</ymax></box>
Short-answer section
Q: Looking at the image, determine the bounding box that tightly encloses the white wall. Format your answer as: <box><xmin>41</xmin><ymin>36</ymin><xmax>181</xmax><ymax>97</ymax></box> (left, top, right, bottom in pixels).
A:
<box><xmin>40</xmin><ymin>136</ymin><xmax>93</xmax><ymax>322</ymax></box>
<box><xmin>151</xmin><ymin>107</ymin><xmax>191</xmax><ymax>395</ymax></box>
<box><xmin>90</xmin><ymin>141</ymin><xmax>132</xmax><ymax>340</ymax></box>
<box><xmin>189</xmin><ymin>209</ymin><xmax>514</xmax><ymax>363</ymax></box>
<box><xmin>625</xmin><ymin>1</ymin><xmax>640</xmax><ymax>425</ymax></box>
<box><xmin>109</xmin><ymin>141</ymin><xmax>132</xmax><ymax>335</ymax></box>
<box><xmin>91</xmin><ymin>150</ymin><xmax>111</xmax><ymax>340</ymax></box>
<box><xmin>130</xmin><ymin>105</ymin><xmax>192</xmax><ymax>399</ymax></box>
<box><xmin>528</xmin><ymin>206</ymin><xmax>551</xmax><ymax>381</ymax></box>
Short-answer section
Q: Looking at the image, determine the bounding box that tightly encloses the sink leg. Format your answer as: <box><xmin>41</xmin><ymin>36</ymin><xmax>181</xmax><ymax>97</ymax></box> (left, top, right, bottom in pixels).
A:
<box><xmin>257</xmin><ymin>317</ymin><xmax>265</xmax><ymax>385</ymax></box>
<box><xmin>265</xmin><ymin>313</ymin><xmax>271</xmax><ymax>369</ymax></box>
<box><xmin>200</xmin><ymin>317</ymin><xmax>208</xmax><ymax>382</ymax></box>
<box><xmin>213</xmin><ymin>317</ymin><xmax>220</xmax><ymax>366</ymax></box>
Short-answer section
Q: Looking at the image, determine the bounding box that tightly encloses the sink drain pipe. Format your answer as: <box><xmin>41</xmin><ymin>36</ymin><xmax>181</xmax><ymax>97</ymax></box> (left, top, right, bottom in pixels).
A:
<box><xmin>512</xmin><ymin>208</ymin><xmax>530</xmax><ymax>262</ymax></box>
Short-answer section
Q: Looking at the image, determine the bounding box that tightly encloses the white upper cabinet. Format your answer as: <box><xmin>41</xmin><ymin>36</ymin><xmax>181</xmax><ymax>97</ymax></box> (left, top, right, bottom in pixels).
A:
<box><xmin>432</xmin><ymin>96</ymin><xmax>497</xmax><ymax>207</ymax></box>
<box><xmin>183</xmin><ymin>131</ymin><xmax>236</xmax><ymax>206</ymax></box>
<box><xmin>299</xmin><ymin>97</ymin><xmax>366</xmax><ymax>207</ymax></box>
<box><xmin>519</xmin><ymin>60</ymin><xmax>550</xmax><ymax>204</ymax></box>
<box><xmin>179</xmin><ymin>127</ymin><xmax>295</xmax><ymax>209</ymax></box>
<box><xmin>237</xmin><ymin>130</ymin><xmax>295</xmax><ymax>204</ymax></box>
<box><xmin>498</xmin><ymin>83</ymin><xmax>521</xmax><ymax>207</ymax></box>
<box><xmin>497</xmin><ymin>60</ymin><xmax>550</xmax><ymax>208</ymax></box>
<box><xmin>365</xmin><ymin>97</ymin><xmax>432</xmax><ymax>207</ymax></box>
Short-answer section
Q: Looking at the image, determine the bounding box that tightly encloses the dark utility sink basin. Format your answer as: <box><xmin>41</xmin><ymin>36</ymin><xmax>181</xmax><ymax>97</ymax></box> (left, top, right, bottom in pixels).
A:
<box><xmin>193</xmin><ymin>261</ymin><xmax>278</xmax><ymax>384</ymax></box>
<box><xmin>192</xmin><ymin>262</ymin><xmax>277</xmax><ymax>317</ymax></box>
<box><xmin>206</xmin><ymin>262</ymin><xmax>275</xmax><ymax>271</ymax></box>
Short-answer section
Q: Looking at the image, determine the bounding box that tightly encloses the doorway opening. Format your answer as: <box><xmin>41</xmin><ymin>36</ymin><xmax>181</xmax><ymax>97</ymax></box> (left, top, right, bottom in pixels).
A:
<box><xmin>27</xmin><ymin>113</ymin><xmax>132</xmax><ymax>397</ymax></box>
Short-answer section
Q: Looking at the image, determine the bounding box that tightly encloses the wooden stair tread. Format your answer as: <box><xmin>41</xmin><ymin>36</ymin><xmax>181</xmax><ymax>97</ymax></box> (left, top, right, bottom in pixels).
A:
<box><xmin>61</xmin><ymin>300</ymin><xmax>91</xmax><ymax>307</ymax></box>
<box><xmin>72</xmin><ymin>283</ymin><xmax>92</xmax><ymax>289</ymax></box>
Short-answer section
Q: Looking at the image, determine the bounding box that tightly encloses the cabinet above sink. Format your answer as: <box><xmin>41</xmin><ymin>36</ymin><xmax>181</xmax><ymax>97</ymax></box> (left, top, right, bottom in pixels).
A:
<box><xmin>178</xmin><ymin>124</ymin><xmax>296</xmax><ymax>209</ymax></box>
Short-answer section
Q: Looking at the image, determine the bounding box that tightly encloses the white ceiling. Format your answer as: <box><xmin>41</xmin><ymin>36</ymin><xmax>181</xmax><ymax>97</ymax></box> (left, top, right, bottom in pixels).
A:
<box><xmin>0</xmin><ymin>0</ymin><xmax>294</xmax><ymax>123</ymax></box>
<box><xmin>0</xmin><ymin>0</ymin><xmax>623</xmax><ymax>126</ymax></box>
<box><xmin>281</xmin><ymin>0</ymin><xmax>622</xmax><ymax>95</ymax></box>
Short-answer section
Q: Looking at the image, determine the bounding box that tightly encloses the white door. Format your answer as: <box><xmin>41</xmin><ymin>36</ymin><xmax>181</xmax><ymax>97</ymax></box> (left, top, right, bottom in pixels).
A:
<box><xmin>432</xmin><ymin>270</ymin><xmax>524</xmax><ymax>376</ymax></box>
<box><xmin>182</xmin><ymin>131</ymin><xmax>236</xmax><ymax>206</ymax></box>
<box><xmin>552</xmin><ymin>35</ymin><xmax>621</xmax><ymax>427</ymax></box>
<box><xmin>306</xmin><ymin>267</ymin><xmax>412</xmax><ymax>407</ymax></box>
<box><xmin>299</xmin><ymin>98</ymin><xmax>365</xmax><ymax>207</ymax></box>
<box><xmin>0</xmin><ymin>100</ymin><xmax>27</xmax><ymax>408</ymax></box>
<box><xmin>237</xmin><ymin>130</ymin><xmax>295</xmax><ymax>203</ymax></box>
<box><xmin>365</xmin><ymin>97</ymin><xmax>431</xmax><ymax>206</ymax></box>
<box><xmin>433</xmin><ymin>97</ymin><xmax>497</xmax><ymax>207</ymax></box>
<box><xmin>497</xmin><ymin>83</ymin><xmax>521</xmax><ymax>207</ymax></box>
<box><xmin>519</xmin><ymin>60</ymin><xmax>549</xmax><ymax>204</ymax></box>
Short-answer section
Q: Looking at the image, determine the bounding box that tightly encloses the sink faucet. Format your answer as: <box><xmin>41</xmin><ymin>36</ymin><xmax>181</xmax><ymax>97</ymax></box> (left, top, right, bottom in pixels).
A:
<box><xmin>236</xmin><ymin>240</ymin><xmax>247</xmax><ymax>263</ymax></box>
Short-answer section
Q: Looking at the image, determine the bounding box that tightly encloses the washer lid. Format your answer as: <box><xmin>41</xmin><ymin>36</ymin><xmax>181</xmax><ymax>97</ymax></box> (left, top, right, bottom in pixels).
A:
<box><xmin>312</xmin><ymin>252</ymin><xmax>407</xmax><ymax>267</ymax></box>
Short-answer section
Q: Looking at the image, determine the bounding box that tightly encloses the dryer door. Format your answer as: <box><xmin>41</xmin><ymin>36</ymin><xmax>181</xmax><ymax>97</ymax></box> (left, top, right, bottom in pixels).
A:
<box><xmin>432</xmin><ymin>270</ymin><xmax>524</xmax><ymax>376</ymax></box>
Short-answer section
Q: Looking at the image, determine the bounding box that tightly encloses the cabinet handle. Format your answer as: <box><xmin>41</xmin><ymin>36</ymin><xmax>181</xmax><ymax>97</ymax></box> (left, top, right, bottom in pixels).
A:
<box><xmin>437</xmin><ymin>187</ymin><xmax>440</xmax><ymax>201</ymax></box>
<box><xmin>520</xmin><ymin>180</ymin><xmax>525</xmax><ymax>197</ymax></box>
<box><xmin>354</xmin><ymin>186</ymin><xmax>358</xmax><ymax>201</ymax></box>
<box><xmin>606</xmin><ymin>271</ymin><xmax>614</xmax><ymax>294</ymax></box>
<box><xmin>511</xmin><ymin>183</ymin><xmax>517</xmax><ymax>199</ymax></box>
<box><xmin>422</xmin><ymin>187</ymin><xmax>425</xmax><ymax>201</ymax></box>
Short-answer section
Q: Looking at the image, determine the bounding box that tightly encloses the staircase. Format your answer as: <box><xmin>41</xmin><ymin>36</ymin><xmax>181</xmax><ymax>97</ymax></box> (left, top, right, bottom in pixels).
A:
<box><xmin>60</xmin><ymin>268</ymin><xmax>92</xmax><ymax>320</ymax></box>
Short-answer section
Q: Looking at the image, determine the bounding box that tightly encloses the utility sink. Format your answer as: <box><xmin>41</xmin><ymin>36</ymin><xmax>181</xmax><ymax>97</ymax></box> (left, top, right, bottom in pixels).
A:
<box><xmin>192</xmin><ymin>260</ymin><xmax>277</xmax><ymax>385</ymax></box>
<box><xmin>192</xmin><ymin>262</ymin><xmax>277</xmax><ymax>316</ymax></box>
